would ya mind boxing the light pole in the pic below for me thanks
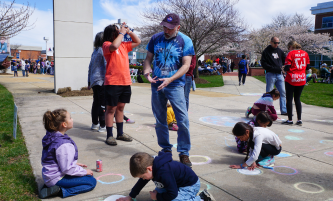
[43,37,49,61]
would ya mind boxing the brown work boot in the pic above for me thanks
[116,134,133,142]
[179,155,192,167]
[106,136,117,146]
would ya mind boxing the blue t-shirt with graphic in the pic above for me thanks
[147,32,195,87]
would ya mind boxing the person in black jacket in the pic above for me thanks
[261,37,287,115]
[117,152,215,201]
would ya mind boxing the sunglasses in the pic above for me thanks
[272,42,280,44]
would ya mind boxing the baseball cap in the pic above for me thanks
[160,13,180,29]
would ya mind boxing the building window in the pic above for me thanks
[322,16,333,28]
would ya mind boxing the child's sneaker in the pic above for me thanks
[245,107,252,118]
[295,120,302,126]
[268,156,275,166]
[39,185,61,199]
[91,123,99,130]
[258,156,275,166]
[172,124,178,131]
[98,126,106,132]
[126,119,135,124]
[199,189,216,201]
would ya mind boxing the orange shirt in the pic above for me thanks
[103,41,132,85]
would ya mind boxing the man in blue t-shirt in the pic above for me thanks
[143,13,195,167]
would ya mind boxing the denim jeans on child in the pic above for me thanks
[155,179,201,201]
[184,76,192,111]
[265,72,287,114]
[56,175,96,198]
[151,85,191,156]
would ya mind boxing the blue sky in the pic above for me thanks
[8,0,325,50]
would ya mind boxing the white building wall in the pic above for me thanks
[53,0,93,92]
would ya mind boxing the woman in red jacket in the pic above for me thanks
[282,41,310,126]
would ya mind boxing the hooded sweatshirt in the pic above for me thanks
[41,131,86,187]
[251,93,277,121]
[129,152,198,201]
[261,45,286,74]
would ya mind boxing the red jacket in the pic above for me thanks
[186,55,196,79]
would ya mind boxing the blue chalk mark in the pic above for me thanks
[285,136,303,140]
[97,175,125,185]
[262,166,274,169]
[288,129,304,133]
[276,152,292,157]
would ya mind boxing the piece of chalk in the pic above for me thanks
[262,166,274,169]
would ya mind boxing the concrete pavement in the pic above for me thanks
[1,72,333,201]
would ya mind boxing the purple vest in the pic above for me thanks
[41,131,78,165]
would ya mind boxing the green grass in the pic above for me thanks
[135,75,224,88]
[0,84,39,200]
[253,76,333,108]
[196,75,224,88]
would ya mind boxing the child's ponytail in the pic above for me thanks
[232,122,254,161]
[43,109,67,132]
[265,88,280,98]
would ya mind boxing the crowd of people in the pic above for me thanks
[35,12,327,201]
[10,58,54,77]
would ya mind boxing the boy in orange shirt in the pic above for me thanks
[102,23,141,145]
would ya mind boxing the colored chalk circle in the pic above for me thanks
[294,182,325,194]
[288,129,304,133]
[104,195,127,201]
[324,151,333,156]
[285,136,303,140]
[271,166,298,175]
[96,173,125,185]
[189,155,212,165]
[276,152,292,158]
[237,168,262,175]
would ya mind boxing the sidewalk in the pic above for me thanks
[1,73,333,201]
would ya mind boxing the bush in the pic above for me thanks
[129,65,143,70]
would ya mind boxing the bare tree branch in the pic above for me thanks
[135,0,246,77]
[0,0,35,38]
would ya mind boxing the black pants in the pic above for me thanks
[260,144,282,158]
[285,82,304,121]
[92,85,105,127]
[238,72,247,84]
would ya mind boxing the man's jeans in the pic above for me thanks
[184,76,192,111]
[22,70,25,76]
[56,175,96,198]
[265,72,287,114]
[151,85,191,156]
[155,179,201,201]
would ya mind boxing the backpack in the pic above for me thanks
[238,59,247,71]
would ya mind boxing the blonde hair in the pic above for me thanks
[288,41,302,50]
[43,109,67,132]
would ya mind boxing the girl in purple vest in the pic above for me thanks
[39,109,96,199]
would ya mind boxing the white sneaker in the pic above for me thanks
[91,123,99,130]
[98,126,106,132]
